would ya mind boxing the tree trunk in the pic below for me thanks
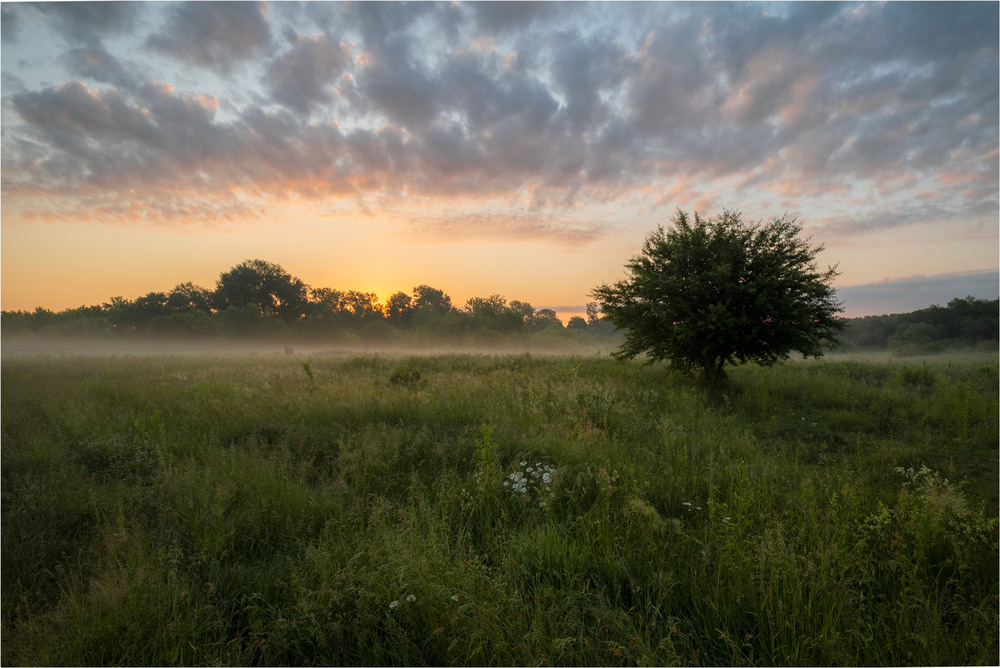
[702,355,727,384]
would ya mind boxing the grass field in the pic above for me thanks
[2,350,997,665]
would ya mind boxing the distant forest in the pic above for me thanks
[1,259,619,349]
[835,295,998,354]
[2,259,997,354]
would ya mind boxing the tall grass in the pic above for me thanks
[3,351,997,665]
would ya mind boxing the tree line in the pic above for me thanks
[1,259,618,345]
[2,257,995,354]
[835,296,999,354]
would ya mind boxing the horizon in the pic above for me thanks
[2,258,996,322]
[2,2,997,321]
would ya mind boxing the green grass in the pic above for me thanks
[2,351,997,666]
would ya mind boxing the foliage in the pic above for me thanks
[472,424,500,488]
[838,296,999,353]
[412,285,454,317]
[298,358,315,388]
[388,363,422,387]
[167,281,214,314]
[341,290,383,322]
[529,308,563,332]
[465,294,525,333]
[593,210,844,381]
[215,258,309,323]
[383,291,413,324]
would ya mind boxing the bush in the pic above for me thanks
[388,363,421,386]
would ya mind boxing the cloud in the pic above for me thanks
[1,1,996,246]
[815,189,999,238]
[8,80,239,201]
[627,19,715,138]
[32,1,140,45]
[406,210,605,247]
[837,270,999,317]
[355,33,445,130]
[1,5,20,43]
[264,33,353,115]
[548,30,632,135]
[11,82,152,155]
[144,1,271,74]
[468,2,556,33]
[59,45,142,90]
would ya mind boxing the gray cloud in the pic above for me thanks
[144,2,271,74]
[467,1,556,34]
[549,30,632,135]
[59,45,142,90]
[356,33,444,130]
[264,33,353,115]
[837,270,999,317]
[627,18,717,137]
[32,1,140,45]
[1,5,19,43]
[1,1,996,244]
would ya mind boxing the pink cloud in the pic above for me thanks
[767,178,851,198]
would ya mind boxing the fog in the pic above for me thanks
[0,334,622,359]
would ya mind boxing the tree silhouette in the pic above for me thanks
[412,285,453,316]
[214,259,308,323]
[167,282,214,314]
[384,291,413,324]
[466,295,524,333]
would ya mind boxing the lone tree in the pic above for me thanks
[592,210,843,382]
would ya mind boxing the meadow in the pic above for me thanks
[2,350,997,666]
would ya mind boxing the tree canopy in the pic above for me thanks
[592,210,844,382]
[215,259,309,323]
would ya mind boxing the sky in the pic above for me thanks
[1,1,997,319]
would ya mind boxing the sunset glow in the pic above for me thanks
[2,1,997,318]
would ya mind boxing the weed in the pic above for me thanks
[473,424,499,487]
[388,363,421,387]
[298,357,315,388]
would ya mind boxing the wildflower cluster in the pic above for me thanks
[503,460,557,508]
[682,499,732,524]
[388,593,417,611]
